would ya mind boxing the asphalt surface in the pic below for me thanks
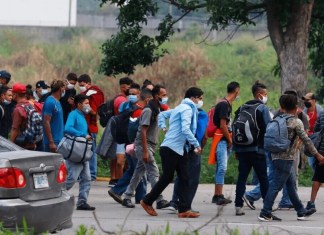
[59,182,324,235]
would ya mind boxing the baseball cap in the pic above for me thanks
[0,70,11,83]
[36,80,49,89]
[302,92,316,100]
[12,83,27,94]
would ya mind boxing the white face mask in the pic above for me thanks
[67,82,75,90]
[196,100,203,109]
[260,95,268,104]
[235,95,240,101]
[41,89,49,95]
[79,86,87,92]
[3,99,10,105]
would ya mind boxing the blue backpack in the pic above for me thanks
[264,114,294,153]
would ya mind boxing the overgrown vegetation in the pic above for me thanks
[0,29,317,186]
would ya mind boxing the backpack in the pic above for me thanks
[98,95,122,127]
[232,102,263,146]
[110,105,140,144]
[304,128,324,156]
[264,114,294,153]
[21,104,43,143]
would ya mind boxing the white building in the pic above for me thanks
[0,0,77,27]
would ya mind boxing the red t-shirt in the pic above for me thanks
[82,85,104,134]
[307,109,317,135]
[12,101,29,131]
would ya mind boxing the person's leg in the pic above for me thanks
[143,147,178,206]
[213,140,231,204]
[78,161,92,207]
[176,152,191,213]
[110,159,116,181]
[65,160,83,191]
[252,154,268,200]
[235,153,253,208]
[261,159,292,216]
[115,144,125,180]
[89,133,97,181]
[308,156,316,172]
[187,151,201,206]
[171,176,180,204]
[112,154,135,195]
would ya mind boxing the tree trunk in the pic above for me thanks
[266,0,314,98]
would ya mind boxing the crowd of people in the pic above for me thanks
[1,70,324,221]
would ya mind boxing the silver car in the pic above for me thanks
[0,136,74,233]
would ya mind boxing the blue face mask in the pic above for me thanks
[128,95,138,103]
[159,97,168,105]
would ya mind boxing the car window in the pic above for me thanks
[0,136,23,152]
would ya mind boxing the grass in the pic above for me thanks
[0,29,318,186]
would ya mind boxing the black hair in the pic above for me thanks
[119,76,133,85]
[26,88,33,98]
[26,84,32,90]
[67,72,78,81]
[152,84,165,97]
[279,94,297,111]
[142,79,154,89]
[284,89,298,97]
[0,86,9,96]
[130,83,141,90]
[78,74,91,84]
[74,94,88,106]
[184,87,203,99]
[227,81,240,93]
[252,80,267,96]
[140,88,153,100]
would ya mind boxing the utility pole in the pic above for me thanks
[68,0,72,27]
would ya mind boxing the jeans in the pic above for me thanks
[245,151,273,202]
[89,133,97,180]
[143,146,190,213]
[215,140,231,184]
[123,145,161,202]
[235,152,268,207]
[65,160,91,207]
[261,159,306,216]
[308,155,316,172]
[112,154,147,203]
[171,150,201,209]
[278,150,300,207]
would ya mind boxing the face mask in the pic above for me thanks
[128,95,138,103]
[41,89,49,95]
[304,101,312,108]
[260,95,268,104]
[3,99,10,105]
[82,104,91,114]
[159,97,168,105]
[61,90,66,97]
[235,95,240,101]
[196,100,203,109]
[79,86,87,92]
[67,83,75,90]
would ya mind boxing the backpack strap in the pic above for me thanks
[0,104,4,119]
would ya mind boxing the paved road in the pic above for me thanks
[59,182,324,235]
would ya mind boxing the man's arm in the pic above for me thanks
[220,119,232,149]
[141,125,150,163]
[158,109,172,130]
[43,114,56,152]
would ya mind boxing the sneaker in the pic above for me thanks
[168,201,178,213]
[140,200,158,216]
[212,194,232,205]
[122,198,135,208]
[156,199,171,210]
[236,207,245,216]
[278,204,294,210]
[77,203,96,211]
[243,195,255,210]
[305,201,316,210]
[258,212,282,222]
[178,210,200,218]
[108,189,122,204]
[108,179,119,187]
[297,208,316,221]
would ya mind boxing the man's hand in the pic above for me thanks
[86,135,92,140]
[49,142,57,153]
[227,139,233,150]
[143,149,150,163]
[194,147,202,154]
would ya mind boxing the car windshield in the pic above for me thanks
[0,136,23,152]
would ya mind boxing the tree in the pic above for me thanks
[99,0,320,97]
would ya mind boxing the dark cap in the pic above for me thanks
[0,70,11,83]
[302,92,316,100]
[36,80,49,89]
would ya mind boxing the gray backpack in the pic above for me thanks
[264,114,294,153]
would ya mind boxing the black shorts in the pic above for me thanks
[312,163,324,183]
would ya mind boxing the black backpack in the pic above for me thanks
[232,101,263,147]
[98,95,122,127]
[110,105,140,144]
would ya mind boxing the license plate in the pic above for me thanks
[33,173,49,189]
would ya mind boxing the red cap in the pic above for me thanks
[12,83,26,94]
